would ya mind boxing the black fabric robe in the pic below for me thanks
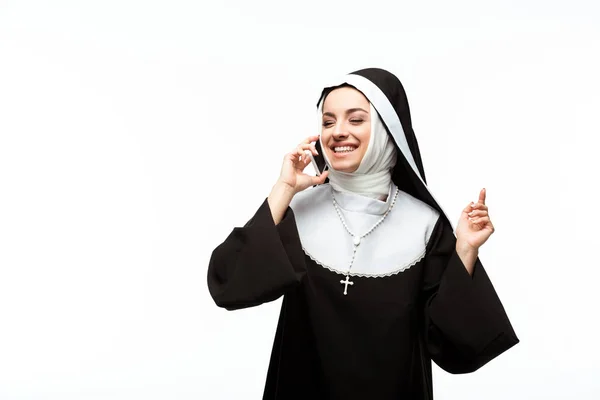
[207,198,518,399]
[207,68,519,399]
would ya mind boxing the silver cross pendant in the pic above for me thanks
[340,275,354,295]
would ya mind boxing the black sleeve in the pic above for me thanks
[421,217,519,373]
[207,199,305,311]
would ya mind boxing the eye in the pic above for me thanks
[322,121,334,127]
[350,119,364,124]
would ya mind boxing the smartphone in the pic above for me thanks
[306,140,327,176]
[307,152,322,176]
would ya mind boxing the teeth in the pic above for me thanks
[334,146,356,153]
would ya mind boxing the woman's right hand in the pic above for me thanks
[277,135,329,195]
[268,136,329,225]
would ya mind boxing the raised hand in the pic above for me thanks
[456,188,495,251]
[277,135,329,195]
[268,136,329,225]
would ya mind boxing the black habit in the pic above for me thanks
[207,68,519,399]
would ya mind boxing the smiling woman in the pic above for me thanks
[318,84,398,201]
[207,68,519,399]
[320,86,372,172]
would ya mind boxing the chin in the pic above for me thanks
[324,148,362,173]
[326,146,365,171]
[330,160,360,173]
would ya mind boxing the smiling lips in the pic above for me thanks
[333,145,357,154]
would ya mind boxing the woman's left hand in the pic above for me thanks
[456,188,495,251]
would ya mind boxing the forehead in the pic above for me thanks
[322,86,370,111]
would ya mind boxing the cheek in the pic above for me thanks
[320,130,333,154]
[357,127,371,147]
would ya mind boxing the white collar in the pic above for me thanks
[290,183,440,278]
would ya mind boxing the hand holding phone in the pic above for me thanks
[275,136,328,196]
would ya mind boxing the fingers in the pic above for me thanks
[301,135,320,145]
[284,148,307,169]
[470,202,488,211]
[289,138,320,165]
[293,145,317,163]
[462,202,486,214]
[464,189,487,210]
[294,147,311,168]
[469,216,490,226]
[296,146,305,162]
[468,210,487,218]
[312,169,329,185]
[470,216,495,233]
[463,198,490,225]
[298,142,319,156]
[478,188,486,205]
[296,169,329,192]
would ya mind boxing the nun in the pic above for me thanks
[207,68,519,399]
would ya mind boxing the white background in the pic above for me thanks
[1,1,599,399]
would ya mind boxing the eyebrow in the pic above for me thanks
[322,107,369,118]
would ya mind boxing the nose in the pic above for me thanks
[332,121,348,139]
